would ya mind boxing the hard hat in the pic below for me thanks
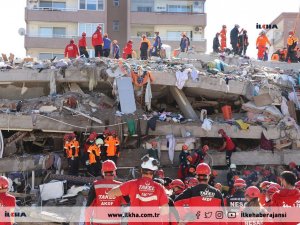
[266,185,279,195]
[234,178,246,187]
[82,32,86,36]
[128,40,133,44]
[111,130,117,136]
[196,163,211,176]
[202,145,209,152]
[70,39,75,44]
[156,169,165,178]
[170,179,185,190]
[260,30,266,35]
[69,133,76,139]
[88,132,97,141]
[230,164,237,169]
[233,175,240,181]
[260,181,271,190]
[289,31,295,35]
[255,166,263,172]
[185,177,198,188]
[103,129,111,136]
[214,183,222,191]
[245,186,260,198]
[212,170,218,177]
[97,25,102,30]
[95,138,104,145]
[269,182,281,190]
[64,134,70,141]
[289,161,297,168]
[295,181,300,190]
[243,170,251,176]
[102,160,117,172]
[182,144,188,150]
[141,155,159,171]
[0,176,9,190]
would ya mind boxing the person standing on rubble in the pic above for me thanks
[147,141,159,160]
[178,144,191,180]
[78,32,89,58]
[220,25,227,51]
[86,160,126,225]
[286,31,299,63]
[84,132,98,173]
[87,138,102,177]
[68,133,80,176]
[256,30,271,60]
[0,176,16,225]
[180,32,189,53]
[92,25,104,57]
[112,40,120,59]
[122,40,133,59]
[64,133,77,176]
[151,31,162,57]
[213,32,220,53]
[238,30,249,56]
[140,34,151,60]
[230,24,242,55]
[64,39,79,59]
[104,130,120,164]
[218,129,236,167]
[103,33,111,58]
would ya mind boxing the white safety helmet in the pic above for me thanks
[230,164,237,169]
[141,155,159,171]
[95,138,104,145]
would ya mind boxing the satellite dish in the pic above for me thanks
[18,28,26,36]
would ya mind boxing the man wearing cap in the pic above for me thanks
[147,141,159,160]
[86,160,126,225]
[0,176,16,225]
[108,155,169,224]
[92,25,104,57]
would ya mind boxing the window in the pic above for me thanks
[39,53,64,60]
[39,27,52,37]
[167,5,192,13]
[39,27,66,37]
[79,0,103,11]
[79,23,104,37]
[39,1,66,9]
[137,6,152,12]
[113,0,120,7]
[167,31,191,41]
[53,27,66,37]
[113,20,120,32]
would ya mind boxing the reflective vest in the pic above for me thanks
[105,136,120,157]
[64,141,72,158]
[88,144,100,164]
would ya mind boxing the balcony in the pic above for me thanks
[25,7,106,23]
[130,12,206,26]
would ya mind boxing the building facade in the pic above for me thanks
[25,0,207,59]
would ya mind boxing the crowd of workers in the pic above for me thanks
[213,24,299,63]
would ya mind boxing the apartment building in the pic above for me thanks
[266,12,300,51]
[25,0,207,59]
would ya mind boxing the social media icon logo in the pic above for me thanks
[205,212,212,218]
[227,212,236,218]
[196,211,201,219]
[215,211,224,219]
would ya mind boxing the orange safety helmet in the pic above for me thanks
[214,183,222,191]
[295,181,300,190]
[245,186,260,198]
[196,163,211,176]
[260,181,271,190]
[182,144,189,150]
[82,32,86,36]
[170,179,185,190]
[0,176,9,190]
[102,160,117,172]
[233,175,240,181]
[234,178,246,188]
[202,145,209,152]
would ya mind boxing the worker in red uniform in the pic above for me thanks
[227,178,246,208]
[87,138,102,177]
[174,163,224,225]
[259,181,271,205]
[64,39,79,59]
[192,145,209,165]
[295,181,300,190]
[92,25,103,58]
[256,30,271,60]
[185,177,199,188]
[104,130,120,164]
[68,133,80,176]
[122,40,133,59]
[220,25,227,51]
[170,179,186,201]
[264,184,279,207]
[218,129,236,167]
[78,32,89,58]
[86,160,126,225]
[0,176,16,225]
[108,155,169,224]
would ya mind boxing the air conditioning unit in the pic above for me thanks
[194,26,203,33]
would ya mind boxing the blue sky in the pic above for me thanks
[0,0,299,58]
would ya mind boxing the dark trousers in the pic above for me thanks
[226,150,234,167]
[94,45,103,57]
[103,49,110,57]
[231,43,238,55]
[107,156,118,164]
[89,162,100,177]
[126,54,132,59]
[79,47,89,58]
[140,50,148,60]
[68,157,79,176]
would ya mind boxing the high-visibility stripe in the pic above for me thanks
[94,184,119,189]
[135,194,158,202]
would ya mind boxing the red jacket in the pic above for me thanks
[0,192,16,225]
[78,37,87,48]
[92,30,103,47]
[122,43,133,59]
[224,135,235,151]
[64,43,79,58]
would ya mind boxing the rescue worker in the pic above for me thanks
[156,169,165,179]
[122,40,133,59]
[174,163,224,225]
[180,32,189,52]
[86,160,125,225]
[68,133,80,176]
[286,31,298,63]
[178,144,191,180]
[64,134,73,175]
[147,141,159,160]
[256,30,271,60]
[78,32,89,58]
[238,30,249,56]
[103,33,111,57]
[185,177,199,188]
[105,130,120,164]
[170,179,185,201]
[108,155,169,224]
[0,176,16,225]
[214,182,228,202]
[209,170,218,187]
[83,132,98,171]
[92,25,103,57]
[152,31,162,57]
[288,161,299,179]
[193,145,209,165]
[230,24,241,55]
[259,181,271,205]
[213,32,220,53]
[64,39,79,59]
[220,25,227,51]
[264,184,279,207]
[227,178,247,208]
[87,138,102,177]
[140,34,151,60]
[112,40,120,59]
[218,129,236,167]
[227,163,239,189]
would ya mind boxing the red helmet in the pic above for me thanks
[170,179,185,190]
[218,129,225,135]
[102,160,117,172]
[255,166,263,172]
[63,134,70,141]
[245,186,260,198]
[202,145,209,152]
[233,175,240,181]
[103,129,111,136]
[88,131,97,141]
[289,31,295,35]
[69,133,76,139]
[111,130,117,136]
[128,40,133,44]
[295,181,300,190]
[243,170,252,176]
[267,185,279,195]
[269,182,281,190]
[260,181,271,190]
[156,169,165,178]
[234,178,246,188]
[196,163,211,176]
[70,39,74,44]
[185,178,198,188]
[0,176,9,190]
[182,144,188,150]
[289,161,297,169]
[263,170,271,177]
[214,183,222,191]
[82,32,86,36]
[97,25,102,30]
[212,170,218,177]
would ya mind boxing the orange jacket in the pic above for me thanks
[131,71,154,87]
[64,141,71,158]
[92,30,103,47]
[287,35,298,46]
[87,144,100,164]
[256,35,271,47]
[220,28,227,40]
[105,136,120,157]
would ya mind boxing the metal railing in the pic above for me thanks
[130,36,206,42]
[130,10,205,14]
[26,34,79,38]
[29,6,77,12]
